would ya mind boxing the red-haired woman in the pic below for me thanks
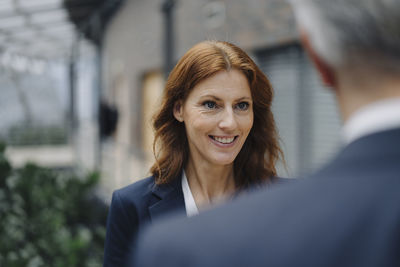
[103,40,284,267]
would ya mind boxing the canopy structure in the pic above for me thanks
[0,0,74,60]
[0,0,121,61]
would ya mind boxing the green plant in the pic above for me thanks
[0,143,108,267]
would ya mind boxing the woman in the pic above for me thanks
[103,40,283,266]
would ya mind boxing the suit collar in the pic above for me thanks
[342,98,400,145]
[336,127,400,163]
[148,173,185,222]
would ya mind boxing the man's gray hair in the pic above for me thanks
[289,0,400,71]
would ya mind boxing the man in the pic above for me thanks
[133,0,400,266]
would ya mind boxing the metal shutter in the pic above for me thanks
[256,44,342,178]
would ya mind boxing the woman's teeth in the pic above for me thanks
[212,136,235,144]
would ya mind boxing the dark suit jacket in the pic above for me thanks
[134,128,400,267]
[103,175,186,267]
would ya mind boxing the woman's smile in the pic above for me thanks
[209,135,238,146]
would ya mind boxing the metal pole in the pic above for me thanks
[161,0,176,79]
[69,43,77,142]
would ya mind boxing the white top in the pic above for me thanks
[181,171,199,217]
[342,98,400,145]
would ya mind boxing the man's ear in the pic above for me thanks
[300,29,336,88]
[173,100,184,122]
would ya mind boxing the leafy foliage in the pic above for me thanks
[0,143,108,267]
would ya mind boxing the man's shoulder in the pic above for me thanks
[135,172,400,266]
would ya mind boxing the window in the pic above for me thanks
[141,71,164,165]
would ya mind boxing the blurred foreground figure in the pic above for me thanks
[133,0,400,266]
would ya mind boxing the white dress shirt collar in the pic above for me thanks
[181,170,199,217]
[342,97,400,145]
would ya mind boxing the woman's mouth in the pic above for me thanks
[209,135,238,145]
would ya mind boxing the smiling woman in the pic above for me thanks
[103,40,284,267]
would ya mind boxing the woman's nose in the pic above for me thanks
[218,108,237,131]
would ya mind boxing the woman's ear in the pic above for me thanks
[173,100,184,122]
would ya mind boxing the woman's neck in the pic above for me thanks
[185,159,236,210]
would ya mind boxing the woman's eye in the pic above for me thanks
[236,102,249,111]
[203,101,217,109]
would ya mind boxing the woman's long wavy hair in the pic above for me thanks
[150,40,283,188]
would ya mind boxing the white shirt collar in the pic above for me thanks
[181,171,199,217]
[342,97,400,145]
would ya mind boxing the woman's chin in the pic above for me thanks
[210,156,236,166]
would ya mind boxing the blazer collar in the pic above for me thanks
[338,127,400,162]
[148,173,186,222]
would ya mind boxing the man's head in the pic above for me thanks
[290,0,400,119]
[290,0,400,73]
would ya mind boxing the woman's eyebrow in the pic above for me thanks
[236,97,252,101]
[199,95,252,102]
[199,95,222,101]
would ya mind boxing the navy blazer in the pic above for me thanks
[103,175,186,267]
[134,128,400,267]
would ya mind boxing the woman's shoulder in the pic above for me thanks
[104,176,158,266]
[113,175,156,203]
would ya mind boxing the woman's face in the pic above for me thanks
[174,69,254,167]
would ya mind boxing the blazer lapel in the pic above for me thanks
[148,176,186,222]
